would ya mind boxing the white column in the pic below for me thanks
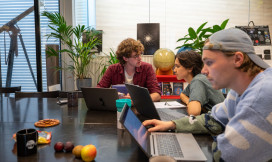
[59,0,75,91]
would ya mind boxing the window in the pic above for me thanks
[74,0,96,28]
[0,0,59,92]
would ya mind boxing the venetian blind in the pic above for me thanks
[0,0,59,92]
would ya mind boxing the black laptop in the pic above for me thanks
[125,84,186,121]
[81,87,118,111]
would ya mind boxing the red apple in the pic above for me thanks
[81,144,97,161]
[54,142,64,152]
[64,141,74,152]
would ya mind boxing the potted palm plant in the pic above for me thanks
[42,11,102,90]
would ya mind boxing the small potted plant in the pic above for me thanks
[176,19,229,54]
[42,11,102,90]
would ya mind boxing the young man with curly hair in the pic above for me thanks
[97,38,161,101]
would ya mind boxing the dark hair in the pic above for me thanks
[116,38,144,65]
[175,50,203,77]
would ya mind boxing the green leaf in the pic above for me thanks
[175,19,229,54]
[213,25,222,32]
[220,19,229,29]
[204,28,214,33]
[198,30,207,40]
[202,34,211,38]
[175,46,182,49]
[196,22,208,34]
[188,27,197,39]
[177,37,193,42]
[182,44,194,48]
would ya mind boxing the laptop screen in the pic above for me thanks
[122,105,149,154]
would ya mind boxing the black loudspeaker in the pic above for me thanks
[137,23,160,55]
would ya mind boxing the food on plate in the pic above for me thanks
[34,119,60,128]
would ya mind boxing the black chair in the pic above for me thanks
[15,91,59,99]
[0,86,21,97]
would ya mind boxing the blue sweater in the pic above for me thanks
[212,67,272,161]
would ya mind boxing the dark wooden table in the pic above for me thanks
[0,97,213,162]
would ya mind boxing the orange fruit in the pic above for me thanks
[72,145,84,158]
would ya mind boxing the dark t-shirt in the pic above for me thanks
[182,74,225,112]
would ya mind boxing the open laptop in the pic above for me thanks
[81,87,118,111]
[125,84,186,121]
[119,103,207,161]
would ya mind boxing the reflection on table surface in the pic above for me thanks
[0,97,213,162]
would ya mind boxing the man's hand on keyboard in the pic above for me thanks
[142,119,176,132]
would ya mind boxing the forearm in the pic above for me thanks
[173,114,209,134]
[180,93,202,115]
[173,113,223,135]
[187,101,202,116]
[180,93,189,105]
[150,92,161,102]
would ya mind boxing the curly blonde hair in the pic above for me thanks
[116,38,144,65]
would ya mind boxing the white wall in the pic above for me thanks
[62,0,272,89]
[96,0,272,54]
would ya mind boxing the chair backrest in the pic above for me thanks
[15,91,59,99]
[0,86,22,97]
[58,91,84,98]
[0,86,22,93]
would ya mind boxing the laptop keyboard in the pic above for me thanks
[157,109,180,120]
[155,134,184,158]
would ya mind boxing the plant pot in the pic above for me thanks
[76,78,92,90]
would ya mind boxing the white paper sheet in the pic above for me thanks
[154,101,186,109]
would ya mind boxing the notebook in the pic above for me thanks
[125,84,186,121]
[81,87,118,111]
[119,103,207,161]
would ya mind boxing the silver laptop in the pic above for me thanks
[125,84,186,121]
[119,103,207,161]
[81,87,118,111]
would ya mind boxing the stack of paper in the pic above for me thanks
[154,101,186,109]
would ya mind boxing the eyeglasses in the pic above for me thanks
[130,54,142,59]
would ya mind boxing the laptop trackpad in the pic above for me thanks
[151,133,207,161]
